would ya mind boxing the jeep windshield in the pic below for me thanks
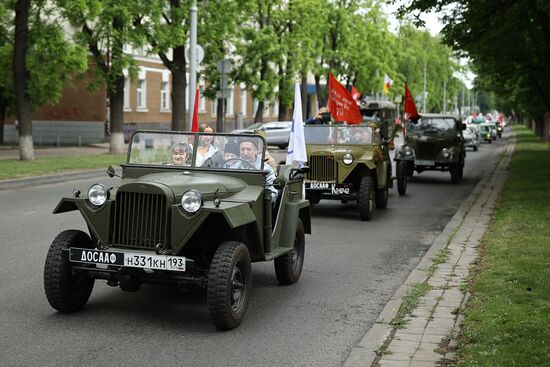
[128,131,265,171]
[304,125,375,145]
[408,117,455,135]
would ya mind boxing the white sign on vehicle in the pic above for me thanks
[415,160,435,166]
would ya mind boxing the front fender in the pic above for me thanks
[53,197,111,245]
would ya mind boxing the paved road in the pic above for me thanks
[0,136,508,367]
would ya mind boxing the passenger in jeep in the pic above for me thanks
[239,138,278,202]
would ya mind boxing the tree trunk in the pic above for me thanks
[277,71,288,121]
[13,0,33,160]
[109,74,125,153]
[301,77,308,121]
[543,112,550,143]
[254,100,264,123]
[216,98,225,132]
[0,91,7,145]
[171,45,187,131]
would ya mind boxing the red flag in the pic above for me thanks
[191,87,200,132]
[328,73,362,124]
[404,83,420,120]
[351,85,361,101]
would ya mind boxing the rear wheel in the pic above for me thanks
[450,164,461,184]
[274,219,305,285]
[473,145,478,151]
[358,176,374,221]
[207,241,252,330]
[397,161,408,196]
[374,173,389,209]
[44,230,95,313]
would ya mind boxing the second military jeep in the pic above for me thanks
[394,113,466,189]
[304,100,398,221]
[43,131,310,330]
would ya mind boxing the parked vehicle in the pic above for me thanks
[231,121,292,148]
[43,131,311,330]
[395,114,466,185]
[304,100,397,220]
[463,124,481,151]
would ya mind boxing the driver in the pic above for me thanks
[238,137,278,203]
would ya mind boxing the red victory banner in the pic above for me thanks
[404,83,420,121]
[351,85,362,101]
[328,73,362,124]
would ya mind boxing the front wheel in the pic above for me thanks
[44,230,95,313]
[358,176,374,221]
[207,241,252,330]
[274,219,305,285]
[397,161,408,196]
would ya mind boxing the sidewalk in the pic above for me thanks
[345,136,514,367]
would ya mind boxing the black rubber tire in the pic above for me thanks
[274,219,305,285]
[307,195,320,205]
[358,176,374,221]
[207,241,252,330]
[473,145,478,151]
[450,164,460,184]
[397,161,408,196]
[44,230,95,313]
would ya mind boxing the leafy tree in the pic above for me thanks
[135,0,189,131]
[57,0,148,153]
[2,0,86,158]
[398,0,550,139]
[235,0,284,122]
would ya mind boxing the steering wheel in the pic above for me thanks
[221,158,257,170]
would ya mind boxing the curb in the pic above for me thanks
[344,137,514,367]
[0,169,107,190]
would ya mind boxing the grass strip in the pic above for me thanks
[390,282,431,328]
[458,125,550,366]
[0,153,126,180]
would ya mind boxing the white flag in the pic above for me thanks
[286,83,307,165]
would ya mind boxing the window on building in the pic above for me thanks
[240,88,247,117]
[137,79,147,110]
[124,77,131,110]
[226,89,234,116]
[161,82,169,111]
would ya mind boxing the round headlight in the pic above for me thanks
[181,190,202,213]
[403,146,413,156]
[88,184,109,206]
[441,149,451,159]
[343,153,354,165]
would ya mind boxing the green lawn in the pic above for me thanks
[458,125,550,366]
[0,153,126,180]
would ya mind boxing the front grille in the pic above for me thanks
[416,143,437,160]
[113,191,169,249]
[307,155,336,182]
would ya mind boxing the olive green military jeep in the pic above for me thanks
[394,113,466,189]
[304,100,399,221]
[43,131,310,330]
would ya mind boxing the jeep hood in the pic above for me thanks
[120,172,247,198]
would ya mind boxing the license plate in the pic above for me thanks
[307,182,330,190]
[307,183,351,195]
[69,248,186,272]
[415,159,435,166]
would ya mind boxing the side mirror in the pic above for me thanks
[273,177,286,191]
[106,166,120,178]
[290,166,310,180]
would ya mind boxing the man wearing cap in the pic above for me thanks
[238,137,278,203]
